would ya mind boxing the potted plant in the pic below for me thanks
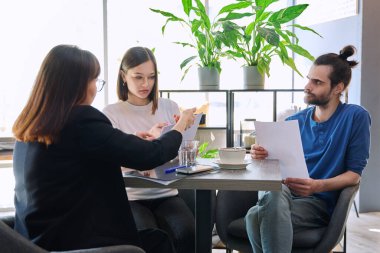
[198,141,218,158]
[222,0,321,89]
[150,0,250,90]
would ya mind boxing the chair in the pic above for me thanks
[215,183,360,253]
[0,216,145,253]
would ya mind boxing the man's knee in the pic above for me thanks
[245,205,259,225]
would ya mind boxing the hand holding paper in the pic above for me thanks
[254,120,309,179]
[161,113,203,146]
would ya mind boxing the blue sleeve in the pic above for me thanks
[345,109,371,175]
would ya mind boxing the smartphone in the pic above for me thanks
[176,165,214,175]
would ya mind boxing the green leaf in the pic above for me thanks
[161,18,173,35]
[198,142,218,158]
[198,142,209,154]
[180,55,197,70]
[149,8,185,22]
[193,7,211,30]
[194,0,210,29]
[173,42,196,48]
[283,56,303,77]
[284,30,299,43]
[268,4,308,24]
[257,27,279,46]
[218,12,253,22]
[245,21,256,36]
[180,65,193,82]
[221,20,241,32]
[277,43,289,59]
[275,28,291,44]
[191,19,202,34]
[286,44,315,61]
[182,0,192,16]
[256,0,278,11]
[225,49,244,59]
[257,11,271,23]
[194,0,207,15]
[194,31,206,48]
[201,149,218,158]
[292,24,323,38]
[218,1,252,15]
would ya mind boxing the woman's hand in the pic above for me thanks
[135,131,156,141]
[250,144,268,160]
[148,122,168,138]
[172,108,196,133]
[173,114,180,123]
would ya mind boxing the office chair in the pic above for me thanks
[0,216,145,253]
[215,183,360,253]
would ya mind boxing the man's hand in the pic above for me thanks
[250,144,268,160]
[283,177,322,197]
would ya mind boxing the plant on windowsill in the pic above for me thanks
[150,0,250,90]
[222,0,322,89]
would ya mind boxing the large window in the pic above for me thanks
[0,0,104,137]
[0,0,104,209]
[1,0,303,138]
[0,0,306,210]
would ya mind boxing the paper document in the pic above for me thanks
[161,114,203,145]
[254,120,309,179]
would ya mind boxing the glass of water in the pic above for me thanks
[178,140,199,167]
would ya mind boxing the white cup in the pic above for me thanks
[218,147,246,164]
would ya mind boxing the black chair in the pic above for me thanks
[0,216,145,253]
[215,183,360,253]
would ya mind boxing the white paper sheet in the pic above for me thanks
[161,114,203,145]
[254,120,309,179]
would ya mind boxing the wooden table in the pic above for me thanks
[0,150,13,161]
[123,158,282,253]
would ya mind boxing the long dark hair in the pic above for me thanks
[314,45,359,90]
[13,45,100,144]
[117,47,158,114]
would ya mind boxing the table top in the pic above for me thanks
[123,158,282,191]
[0,150,13,161]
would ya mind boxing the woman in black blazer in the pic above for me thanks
[12,45,194,253]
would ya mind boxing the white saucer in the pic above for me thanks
[213,160,251,169]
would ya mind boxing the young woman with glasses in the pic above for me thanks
[103,46,195,253]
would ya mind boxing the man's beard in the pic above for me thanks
[304,91,331,106]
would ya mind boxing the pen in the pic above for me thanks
[164,165,188,174]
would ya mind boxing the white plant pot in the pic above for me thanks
[198,67,220,90]
[243,66,265,89]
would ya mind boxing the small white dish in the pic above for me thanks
[213,160,251,169]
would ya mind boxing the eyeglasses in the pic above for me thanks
[96,78,106,92]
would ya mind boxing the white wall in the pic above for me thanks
[358,0,380,212]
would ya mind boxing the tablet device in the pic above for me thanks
[176,165,214,174]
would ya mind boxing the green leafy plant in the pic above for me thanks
[222,0,322,77]
[198,142,218,158]
[150,0,250,81]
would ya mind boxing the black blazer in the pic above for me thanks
[13,105,182,251]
